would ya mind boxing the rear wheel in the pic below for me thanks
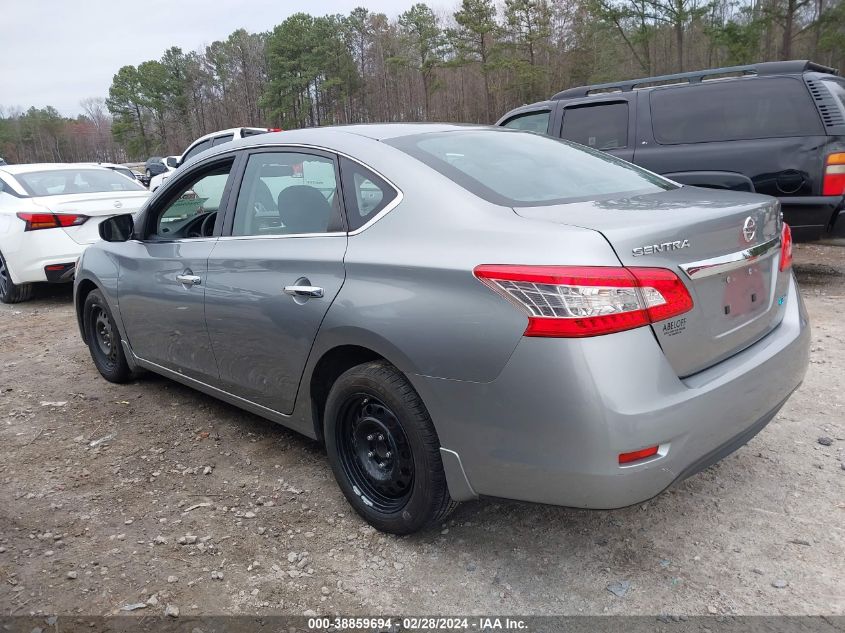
[83,289,132,383]
[0,250,33,304]
[324,361,456,534]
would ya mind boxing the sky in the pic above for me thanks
[0,0,417,117]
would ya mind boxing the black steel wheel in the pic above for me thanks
[0,250,33,304]
[83,289,133,383]
[336,394,415,514]
[324,361,457,534]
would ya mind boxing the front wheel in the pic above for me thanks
[83,289,133,383]
[324,361,457,534]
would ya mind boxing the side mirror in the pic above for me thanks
[99,214,135,242]
[166,157,180,169]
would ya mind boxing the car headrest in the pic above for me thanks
[277,185,333,234]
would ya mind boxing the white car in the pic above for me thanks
[147,156,179,192]
[148,127,276,192]
[0,163,150,303]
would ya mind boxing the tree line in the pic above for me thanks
[2,0,843,163]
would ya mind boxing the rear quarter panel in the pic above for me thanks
[310,142,624,383]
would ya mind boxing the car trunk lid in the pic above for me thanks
[33,191,149,244]
[514,186,790,376]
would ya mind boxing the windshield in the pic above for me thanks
[16,169,146,197]
[387,130,676,206]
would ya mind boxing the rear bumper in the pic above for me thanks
[414,274,810,507]
[780,195,844,240]
[0,228,86,285]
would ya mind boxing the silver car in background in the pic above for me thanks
[74,125,810,534]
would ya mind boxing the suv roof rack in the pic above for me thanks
[550,60,840,100]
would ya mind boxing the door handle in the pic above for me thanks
[176,274,202,286]
[283,285,324,298]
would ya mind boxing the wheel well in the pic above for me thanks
[75,279,98,343]
[310,345,385,442]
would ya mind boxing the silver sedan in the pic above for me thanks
[74,125,810,534]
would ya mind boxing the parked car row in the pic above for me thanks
[4,59,838,534]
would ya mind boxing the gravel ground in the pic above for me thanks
[0,243,843,618]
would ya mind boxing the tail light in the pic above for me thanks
[16,212,88,231]
[822,153,845,195]
[474,265,693,338]
[779,222,793,271]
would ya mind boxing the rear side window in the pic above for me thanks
[182,138,213,163]
[651,77,824,144]
[212,134,234,147]
[387,130,675,207]
[501,111,550,134]
[339,157,398,231]
[231,151,342,237]
[561,103,629,150]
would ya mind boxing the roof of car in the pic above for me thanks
[190,127,269,145]
[227,123,493,149]
[0,163,115,175]
[177,123,516,170]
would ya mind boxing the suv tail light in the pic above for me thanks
[16,212,88,231]
[474,265,693,338]
[779,222,793,271]
[822,153,845,195]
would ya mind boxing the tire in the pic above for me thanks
[83,289,133,383]
[324,361,457,534]
[0,250,33,304]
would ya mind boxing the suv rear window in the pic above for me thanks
[650,77,824,144]
[387,130,675,207]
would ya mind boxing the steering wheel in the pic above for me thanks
[199,212,216,237]
[185,212,216,238]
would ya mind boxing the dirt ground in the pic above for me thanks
[0,243,843,619]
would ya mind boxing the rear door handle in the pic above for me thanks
[176,274,202,286]
[283,285,324,298]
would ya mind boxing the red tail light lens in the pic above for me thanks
[16,212,88,231]
[779,222,793,271]
[619,445,660,464]
[474,265,693,338]
[822,153,845,196]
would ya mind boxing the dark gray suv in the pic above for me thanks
[498,60,845,241]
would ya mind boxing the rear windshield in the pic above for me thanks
[16,169,146,197]
[387,130,675,206]
[650,77,824,144]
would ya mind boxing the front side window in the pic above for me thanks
[561,103,629,150]
[501,110,551,134]
[650,77,824,144]
[339,157,398,231]
[231,151,342,236]
[15,169,145,196]
[182,138,213,163]
[152,160,233,239]
[387,130,675,207]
